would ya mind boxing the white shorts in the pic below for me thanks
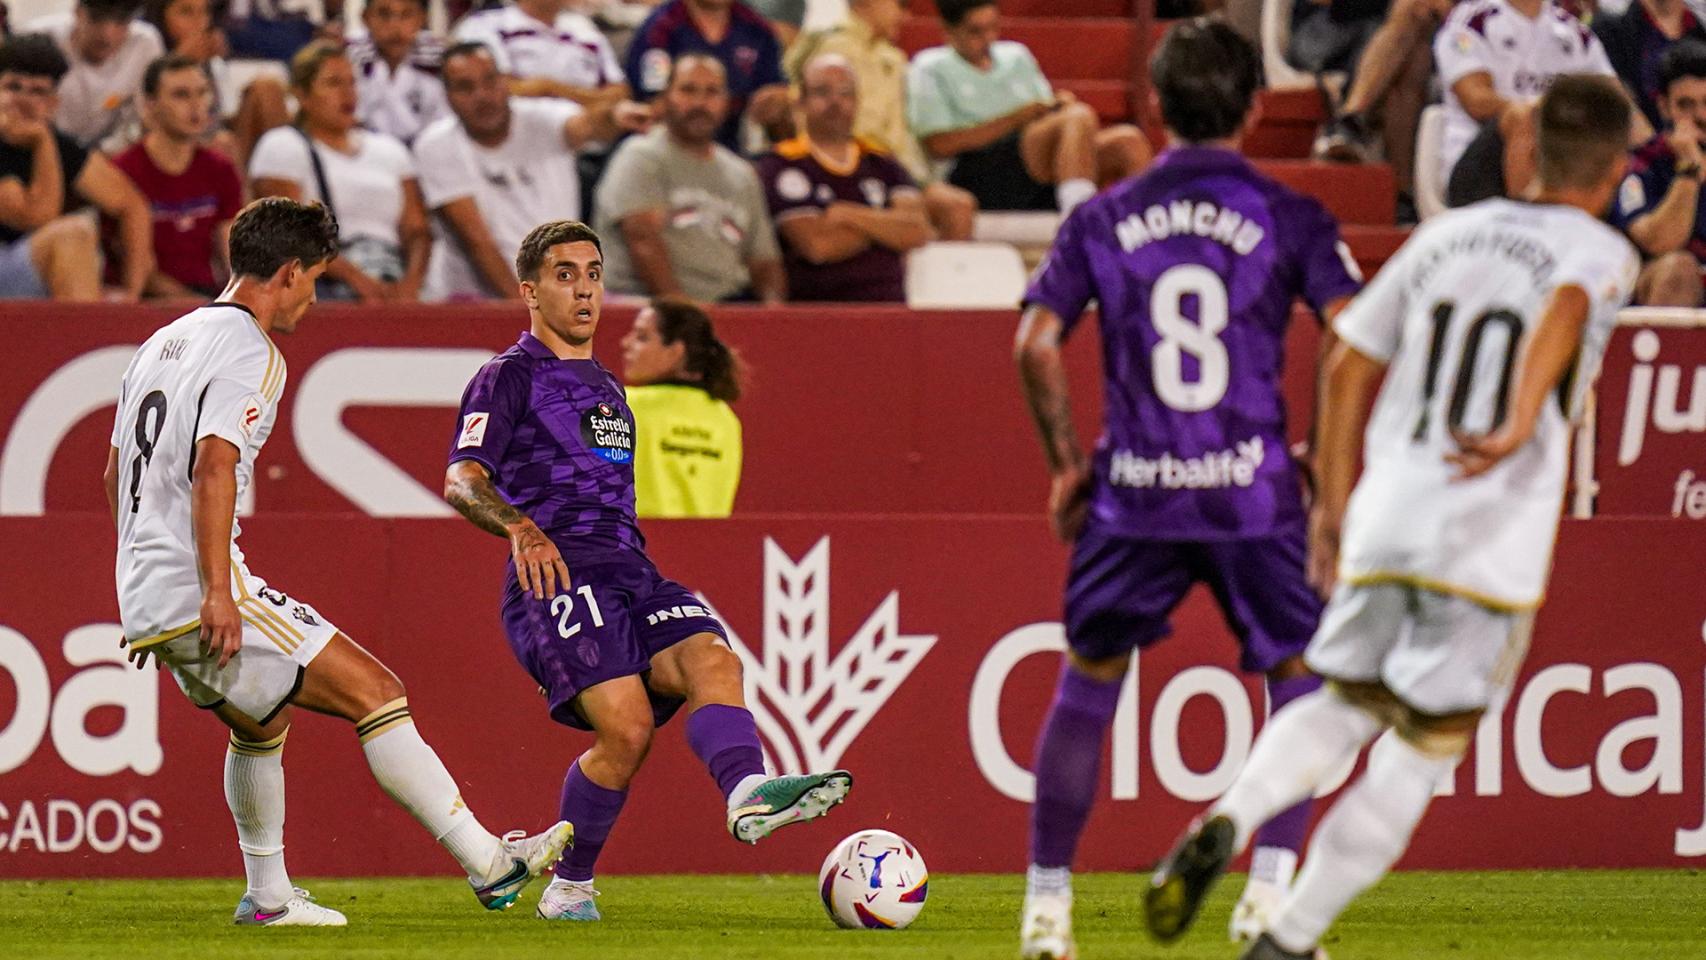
[1304,580,1533,716]
[157,573,339,723]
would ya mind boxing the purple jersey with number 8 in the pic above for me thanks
[1023,146,1362,542]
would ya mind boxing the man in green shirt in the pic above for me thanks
[906,0,1150,213]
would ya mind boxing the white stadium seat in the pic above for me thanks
[904,242,1028,309]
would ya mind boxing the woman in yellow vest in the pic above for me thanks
[621,297,745,518]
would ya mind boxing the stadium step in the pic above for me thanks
[1255,161,1396,225]
[1341,224,1411,275]
[1243,89,1329,160]
[898,17,1139,82]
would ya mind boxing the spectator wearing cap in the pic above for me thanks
[1612,39,1706,307]
[347,0,450,146]
[625,0,790,153]
[907,0,1148,215]
[26,0,164,148]
[413,41,649,300]
[0,33,152,299]
[249,40,429,302]
[595,53,785,302]
[787,0,977,239]
[108,54,241,298]
[1595,0,1706,134]
[757,52,928,302]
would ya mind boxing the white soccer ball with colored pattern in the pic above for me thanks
[818,829,929,930]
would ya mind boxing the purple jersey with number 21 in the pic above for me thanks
[1024,146,1363,541]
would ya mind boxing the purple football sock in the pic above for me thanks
[686,703,766,799]
[556,758,627,882]
[1251,673,1325,872]
[1029,664,1124,868]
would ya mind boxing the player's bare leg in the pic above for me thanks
[292,634,573,911]
[1231,656,1325,943]
[214,702,347,926]
[1020,650,1127,960]
[541,674,657,921]
[651,632,853,844]
[1147,680,1387,944]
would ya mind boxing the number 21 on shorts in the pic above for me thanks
[550,585,606,639]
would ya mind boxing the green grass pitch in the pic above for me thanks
[1,871,1699,959]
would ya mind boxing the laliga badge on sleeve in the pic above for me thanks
[459,412,489,449]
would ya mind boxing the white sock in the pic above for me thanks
[357,698,502,877]
[1249,845,1298,889]
[224,730,294,908]
[1269,731,1459,953]
[726,773,769,810]
[1026,864,1072,898]
[1056,178,1097,215]
[1211,688,1384,851]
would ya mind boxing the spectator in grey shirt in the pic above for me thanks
[595,53,785,303]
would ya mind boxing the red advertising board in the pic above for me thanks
[1591,311,1706,519]
[0,515,1702,878]
[1,304,1703,879]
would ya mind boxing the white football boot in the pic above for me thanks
[1019,889,1075,960]
[469,821,574,910]
[233,887,347,926]
[537,877,602,921]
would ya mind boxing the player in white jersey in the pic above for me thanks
[105,198,573,927]
[1143,76,1640,959]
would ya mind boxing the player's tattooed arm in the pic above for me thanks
[1016,305,1091,542]
[444,460,572,598]
[444,460,529,537]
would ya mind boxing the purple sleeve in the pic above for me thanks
[448,357,528,477]
[1286,196,1363,316]
[1022,206,1095,333]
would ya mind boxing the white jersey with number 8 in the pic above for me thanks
[1331,199,1638,610]
[111,303,285,648]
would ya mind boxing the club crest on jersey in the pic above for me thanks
[458,412,489,449]
[240,395,264,437]
[581,402,634,464]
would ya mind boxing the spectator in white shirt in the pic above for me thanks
[454,0,631,108]
[27,0,164,147]
[414,40,649,300]
[249,40,430,302]
[348,0,451,145]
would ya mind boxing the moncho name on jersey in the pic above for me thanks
[1115,200,1266,257]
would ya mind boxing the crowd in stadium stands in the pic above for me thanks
[8,0,1706,306]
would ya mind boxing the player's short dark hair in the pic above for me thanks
[1660,40,1706,95]
[0,34,70,85]
[141,53,205,97]
[441,40,495,72]
[1536,74,1633,191]
[228,198,340,280]
[1150,18,1260,144]
[935,0,995,27]
[649,297,745,403]
[79,0,145,22]
[515,220,603,282]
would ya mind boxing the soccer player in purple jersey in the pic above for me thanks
[442,220,853,922]
[1012,20,1364,960]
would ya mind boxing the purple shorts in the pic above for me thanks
[1063,522,1323,674]
[500,554,726,731]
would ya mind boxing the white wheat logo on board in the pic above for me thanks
[714,537,936,775]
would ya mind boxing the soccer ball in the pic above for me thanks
[817,829,929,930]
